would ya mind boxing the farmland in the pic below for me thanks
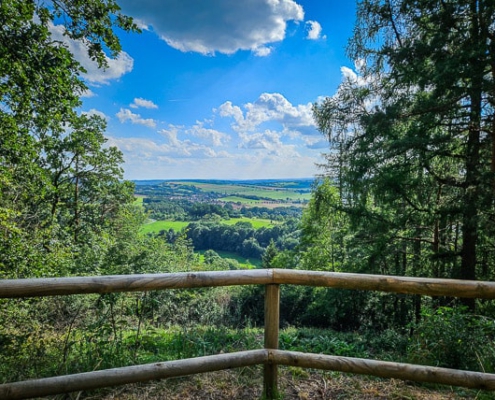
[134,179,312,208]
[140,217,277,235]
[135,179,307,264]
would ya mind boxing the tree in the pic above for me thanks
[0,0,139,277]
[314,0,495,311]
[262,239,278,268]
[299,178,346,271]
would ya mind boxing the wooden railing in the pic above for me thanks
[1,268,495,399]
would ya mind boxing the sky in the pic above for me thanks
[60,0,357,180]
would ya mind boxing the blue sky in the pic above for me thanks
[57,0,357,180]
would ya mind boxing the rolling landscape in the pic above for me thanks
[135,179,310,269]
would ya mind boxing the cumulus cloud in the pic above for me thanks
[302,136,328,149]
[48,22,133,85]
[189,122,230,147]
[158,124,183,147]
[116,108,157,128]
[219,93,317,137]
[340,60,370,86]
[112,130,221,159]
[130,98,159,109]
[80,88,96,98]
[119,0,304,56]
[306,20,325,40]
[218,101,244,123]
[107,93,327,180]
[82,108,109,121]
[107,135,316,180]
[238,129,299,158]
[159,122,230,148]
[239,130,282,150]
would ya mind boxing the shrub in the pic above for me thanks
[407,306,495,372]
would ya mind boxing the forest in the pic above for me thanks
[2,0,495,398]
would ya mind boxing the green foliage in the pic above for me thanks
[299,178,346,272]
[309,0,495,331]
[408,307,495,372]
[141,217,276,236]
[184,219,299,261]
[0,0,140,279]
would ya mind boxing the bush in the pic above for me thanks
[407,306,495,372]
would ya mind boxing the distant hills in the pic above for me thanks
[133,178,315,190]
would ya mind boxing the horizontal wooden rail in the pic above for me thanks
[0,350,268,400]
[2,269,495,299]
[271,350,495,390]
[3,350,495,400]
[3,269,495,399]
[272,269,495,299]
[0,270,272,298]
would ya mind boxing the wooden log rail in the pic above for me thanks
[1,268,495,399]
[2,269,495,298]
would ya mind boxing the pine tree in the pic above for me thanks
[314,0,495,310]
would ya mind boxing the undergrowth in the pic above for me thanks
[2,293,495,399]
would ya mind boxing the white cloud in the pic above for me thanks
[306,20,325,40]
[80,88,96,98]
[341,66,359,83]
[130,98,159,109]
[48,21,133,85]
[107,93,327,180]
[111,131,221,160]
[116,108,157,128]
[219,93,317,136]
[336,62,381,111]
[253,46,273,57]
[340,60,370,86]
[159,122,231,148]
[302,136,328,149]
[218,101,244,124]
[119,0,304,56]
[188,121,230,147]
[158,124,183,147]
[82,108,109,121]
[239,129,299,157]
[107,135,316,180]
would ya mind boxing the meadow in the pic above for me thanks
[140,217,277,235]
[197,250,261,268]
[167,180,312,202]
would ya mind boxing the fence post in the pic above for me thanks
[263,283,280,399]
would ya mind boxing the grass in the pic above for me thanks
[97,369,486,399]
[4,307,493,399]
[53,325,491,399]
[140,220,189,234]
[140,217,276,235]
[221,217,276,229]
[219,196,265,204]
[170,181,311,201]
[197,250,261,268]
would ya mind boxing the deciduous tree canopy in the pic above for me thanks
[0,0,139,277]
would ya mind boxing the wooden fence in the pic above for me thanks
[1,268,495,399]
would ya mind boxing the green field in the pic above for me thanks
[168,181,311,201]
[221,217,276,228]
[197,250,261,268]
[140,220,189,234]
[141,217,276,234]
[219,196,264,204]
[133,196,144,205]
